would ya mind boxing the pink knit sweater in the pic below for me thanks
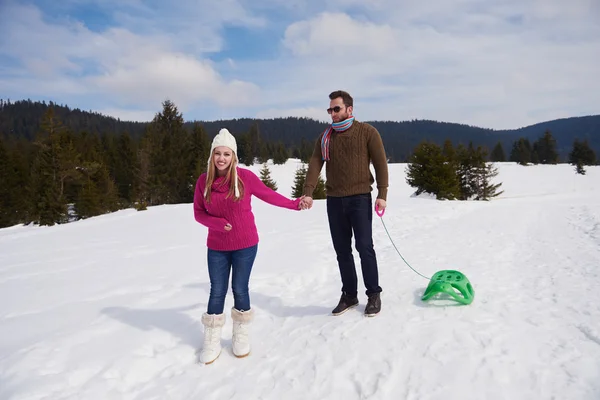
[194,167,302,251]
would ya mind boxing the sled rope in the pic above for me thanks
[376,207,430,280]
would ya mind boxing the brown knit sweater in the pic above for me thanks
[303,120,389,200]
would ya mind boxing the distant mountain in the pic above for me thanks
[0,99,147,141]
[1,99,598,162]
[507,116,599,158]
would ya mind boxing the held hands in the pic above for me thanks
[299,196,313,210]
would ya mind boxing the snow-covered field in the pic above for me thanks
[1,161,599,400]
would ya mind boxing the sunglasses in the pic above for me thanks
[327,106,344,114]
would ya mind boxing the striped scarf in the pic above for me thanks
[320,116,355,161]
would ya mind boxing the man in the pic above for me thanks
[301,90,389,317]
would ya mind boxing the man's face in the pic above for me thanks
[328,97,352,123]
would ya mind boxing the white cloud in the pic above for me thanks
[106,0,266,54]
[1,0,599,129]
[256,2,600,129]
[86,28,260,108]
[0,1,261,116]
[283,12,398,57]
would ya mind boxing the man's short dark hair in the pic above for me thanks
[329,90,353,107]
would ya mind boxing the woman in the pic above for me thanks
[193,128,304,364]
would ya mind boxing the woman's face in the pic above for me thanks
[213,146,233,173]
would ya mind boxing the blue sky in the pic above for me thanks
[0,0,599,129]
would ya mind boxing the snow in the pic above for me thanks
[1,160,600,400]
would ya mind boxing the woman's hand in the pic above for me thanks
[299,196,313,210]
[297,195,306,210]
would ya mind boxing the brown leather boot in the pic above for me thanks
[332,293,359,316]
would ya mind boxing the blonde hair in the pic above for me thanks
[204,150,244,203]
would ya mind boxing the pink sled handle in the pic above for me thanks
[375,204,385,217]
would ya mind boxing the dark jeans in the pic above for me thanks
[206,244,258,315]
[327,193,382,297]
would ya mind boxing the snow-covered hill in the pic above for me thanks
[1,161,599,400]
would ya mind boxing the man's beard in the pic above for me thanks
[333,112,349,123]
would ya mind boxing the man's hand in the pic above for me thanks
[300,196,314,210]
[296,195,306,210]
[375,198,387,212]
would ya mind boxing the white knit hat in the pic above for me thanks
[210,128,237,156]
[205,128,239,197]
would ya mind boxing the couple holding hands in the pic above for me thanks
[193,90,389,364]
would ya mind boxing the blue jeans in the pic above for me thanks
[206,244,258,315]
[327,193,382,297]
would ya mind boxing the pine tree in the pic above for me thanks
[273,142,289,165]
[190,122,210,186]
[300,138,314,163]
[133,137,151,209]
[455,143,472,199]
[57,136,81,200]
[509,138,532,165]
[291,164,307,199]
[100,133,117,178]
[569,139,596,165]
[530,146,540,164]
[442,140,458,181]
[75,162,103,219]
[69,132,119,212]
[291,146,301,160]
[442,139,456,162]
[28,108,68,225]
[453,143,503,201]
[313,174,327,199]
[257,142,269,164]
[6,139,31,224]
[114,131,136,204]
[474,162,504,200]
[569,139,596,175]
[96,164,120,213]
[405,141,460,200]
[456,142,487,200]
[490,142,506,162]
[76,131,103,162]
[0,137,13,227]
[29,145,66,225]
[532,130,559,164]
[249,122,262,164]
[259,163,278,191]
[236,134,254,166]
[75,162,119,218]
[146,100,190,204]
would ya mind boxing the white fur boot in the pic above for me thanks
[199,313,225,364]
[231,308,254,358]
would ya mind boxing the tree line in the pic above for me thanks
[3,99,599,163]
[1,100,597,228]
[501,131,596,174]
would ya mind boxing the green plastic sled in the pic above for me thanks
[421,270,474,305]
